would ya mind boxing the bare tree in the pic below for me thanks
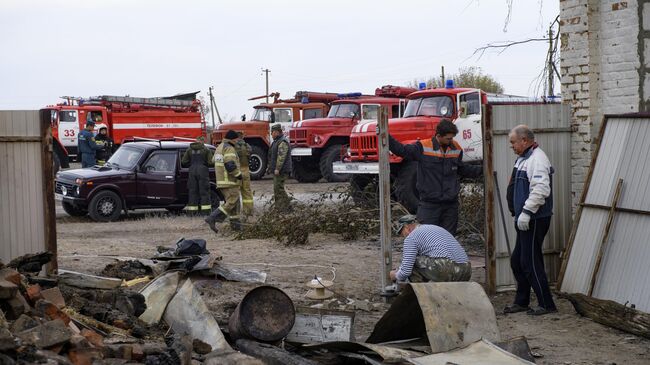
[409,66,505,94]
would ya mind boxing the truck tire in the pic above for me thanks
[394,161,419,214]
[52,153,61,176]
[88,190,123,222]
[248,145,267,181]
[349,175,378,207]
[292,159,322,183]
[61,201,87,217]
[320,144,350,183]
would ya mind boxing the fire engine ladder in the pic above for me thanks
[90,95,195,108]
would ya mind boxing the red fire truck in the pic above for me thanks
[289,85,416,183]
[211,91,341,180]
[44,93,205,173]
[333,83,553,212]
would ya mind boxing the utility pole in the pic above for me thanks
[208,86,222,125]
[547,27,555,97]
[261,68,271,103]
[377,106,393,301]
[441,66,445,87]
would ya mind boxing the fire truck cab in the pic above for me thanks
[289,85,415,183]
[211,91,340,180]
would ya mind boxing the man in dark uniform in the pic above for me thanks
[268,124,292,210]
[181,136,213,213]
[78,121,103,168]
[388,119,482,235]
[94,125,114,166]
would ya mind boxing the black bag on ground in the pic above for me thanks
[174,238,209,256]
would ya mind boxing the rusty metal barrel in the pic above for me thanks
[228,285,296,343]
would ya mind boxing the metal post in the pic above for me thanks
[208,87,216,128]
[262,68,271,103]
[547,27,554,96]
[377,106,392,298]
[441,66,445,87]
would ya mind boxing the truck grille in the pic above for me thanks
[350,135,377,153]
[55,181,77,196]
[290,129,308,144]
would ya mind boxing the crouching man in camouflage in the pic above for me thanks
[389,215,471,283]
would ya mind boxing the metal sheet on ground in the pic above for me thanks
[286,307,355,343]
[139,271,180,325]
[212,264,267,283]
[408,339,535,365]
[367,282,500,353]
[303,341,423,363]
[163,278,231,351]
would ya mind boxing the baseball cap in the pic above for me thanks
[394,214,417,235]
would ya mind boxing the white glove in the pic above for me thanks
[517,213,531,231]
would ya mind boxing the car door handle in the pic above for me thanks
[165,176,173,179]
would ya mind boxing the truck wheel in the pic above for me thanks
[61,201,87,217]
[320,144,350,183]
[88,190,123,222]
[394,161,419,214]
[293,159,322,183]
[349,175,378,207]
[52,153,61,176]
[248,145,267,180]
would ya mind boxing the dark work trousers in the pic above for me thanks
[416,201,459,235]
[81,153,96,168]
[187,166,210,209]
[511,216,556,310]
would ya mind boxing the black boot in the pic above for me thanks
[204,216,219,234]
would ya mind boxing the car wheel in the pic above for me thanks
[320,144,350,182]
[292,158,322,183]
[248,145,268,180]
[394,161,419,214]
[61,201,87,217]
[88,190,123,222]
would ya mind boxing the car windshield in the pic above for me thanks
[403,96,454,118]
[107,146,144,170]
[328,103,360,118]
[252,107,272,122]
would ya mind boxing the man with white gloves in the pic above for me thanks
[504,125,557,316]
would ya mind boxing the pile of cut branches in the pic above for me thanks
[236,186,408,245]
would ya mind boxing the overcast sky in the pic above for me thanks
[1,0,559,122]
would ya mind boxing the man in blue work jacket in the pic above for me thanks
[78,121,103,168]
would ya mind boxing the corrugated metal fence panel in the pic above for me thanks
[561,116,650,312]
[491,104,571,289]
[0,111,46,262]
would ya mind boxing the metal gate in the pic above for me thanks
[483,104,572,293]
[0,110,57,271]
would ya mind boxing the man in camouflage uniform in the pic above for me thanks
[268,124,292,209]
[389,215,471,283]
[235,132,254,217]
[181,136,213,213]
[205,130,242,232]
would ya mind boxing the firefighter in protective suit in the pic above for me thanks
[205,130,242,232]
[181,136,213,213]
[235,132,254,217]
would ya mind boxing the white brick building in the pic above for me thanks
[560,0,646,209]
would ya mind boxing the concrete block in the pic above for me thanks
[68,347,103,365]
[35,299,71,325]
[80,329,104,349]
[1,292,27,320]
[10,314,38,333]
[0,327,16,351]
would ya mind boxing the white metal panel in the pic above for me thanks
[0,110,47,263]
[490,104,571,289]
[561,116,650,311]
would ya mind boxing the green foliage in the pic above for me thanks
[409,67,505,94]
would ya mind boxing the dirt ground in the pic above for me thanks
[55,179,650,365]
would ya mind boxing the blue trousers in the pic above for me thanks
[81,153,96,168]
[511,216,556,310]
